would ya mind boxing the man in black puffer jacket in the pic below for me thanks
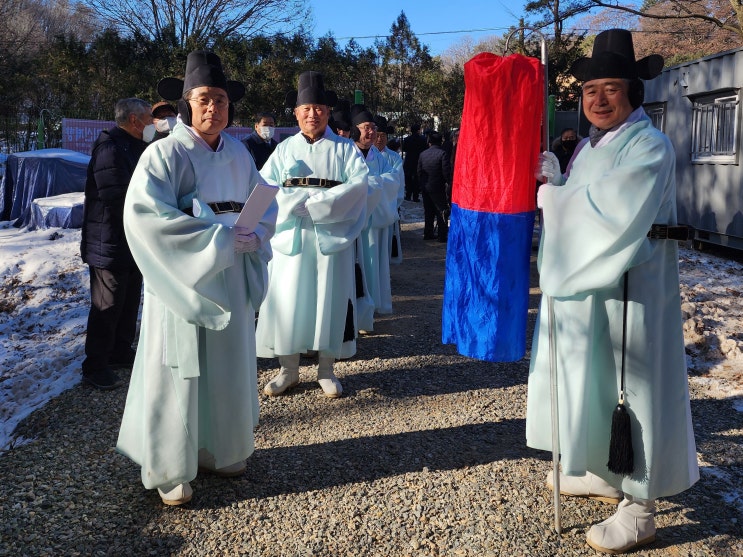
[80,98,152,389]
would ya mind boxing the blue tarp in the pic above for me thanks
[0,148,90,227]
[28,192,85,230]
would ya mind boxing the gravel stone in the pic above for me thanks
[1,203,741,556]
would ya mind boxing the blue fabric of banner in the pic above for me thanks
[442,204,535,362]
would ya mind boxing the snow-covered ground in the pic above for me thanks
[0,225,90,450]
[1,223,742,454]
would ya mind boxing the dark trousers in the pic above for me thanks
[82,265,143,373]
[422,188,449,240]
[404,169,419,200]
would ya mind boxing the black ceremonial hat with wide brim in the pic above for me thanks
[285,71,338,108]
[350,104,375,126]
[157,50,245,102]
[570,29,664,82]
[331,99,352,131]
[374,115,395,134]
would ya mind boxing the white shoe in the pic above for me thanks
[317,356,342,398]
[546,471,623,504]
[157,482,192,506]
[587,497,656,554]
[198,449,246,477]
[264,355,300,396]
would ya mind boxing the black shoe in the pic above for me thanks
[82,367,121,390]
[110,349,136,369]
[412,197,420,202]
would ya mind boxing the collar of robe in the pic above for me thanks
[588,125,610,147]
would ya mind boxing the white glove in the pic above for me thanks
[292,202,311,218]
[234,227,260,254]
[535,151,562,183]
[536,183,558,209]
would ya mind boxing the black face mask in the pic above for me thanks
[562,139,578,151]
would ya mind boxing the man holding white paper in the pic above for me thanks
[256,70,368,398]
[116,51,278,506]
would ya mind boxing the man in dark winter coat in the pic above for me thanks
[241,112,277,170]
[417,132,452,242]
[402,123,426,201]
[80,97,152,389]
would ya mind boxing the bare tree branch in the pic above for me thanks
[586,0,743,39]
[82,0,308,47]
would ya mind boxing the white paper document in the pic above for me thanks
[235,183,279,231]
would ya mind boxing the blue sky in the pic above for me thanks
[308,0,531,55]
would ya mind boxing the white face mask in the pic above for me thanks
[142,123,157,143]
[258,126,275,141]
[155,116,177,133]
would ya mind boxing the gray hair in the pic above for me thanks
[114,98,151,125]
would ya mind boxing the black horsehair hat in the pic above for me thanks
[157,50,245,102]
[350,104,375,126]
[331,99,352,131]
[570,29,663,82]
[285,71,338,108]
[374,115,395,135]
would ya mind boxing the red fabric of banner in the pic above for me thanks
[452,52,543,214]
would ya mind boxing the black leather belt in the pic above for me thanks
[647,224,695,241]
[183,201,244,216]
[283,178,341,188]
[208,201,244,214]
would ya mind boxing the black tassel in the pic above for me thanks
[391,235,399,258]
[607,395,634,475]
[608,271,634,476]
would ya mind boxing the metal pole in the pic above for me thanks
[539,34,562,538]
[547,294,561,535]
[505,26,561,535]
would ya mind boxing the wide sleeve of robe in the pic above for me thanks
[384,150,406,209]
[538,118,676,297]
[366,147,400,228]
[124,127,276,330]
[260,130,369,256]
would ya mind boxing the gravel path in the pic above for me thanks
[1,202,741,556]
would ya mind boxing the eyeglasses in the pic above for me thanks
[358,124,377,133]
[188,96,229,109]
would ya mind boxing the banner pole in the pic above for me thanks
[507,26,562,536]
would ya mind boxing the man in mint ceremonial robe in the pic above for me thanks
[374,116,405,266]
[116,51,277,506]
[351,105,399,320]
[527,30,698,554]
[256,71,368,398]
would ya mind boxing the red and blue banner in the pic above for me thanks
[442,52,543,362]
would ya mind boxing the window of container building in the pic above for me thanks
[690,92,739,164]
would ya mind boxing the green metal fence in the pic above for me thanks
[0,110,110,155]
